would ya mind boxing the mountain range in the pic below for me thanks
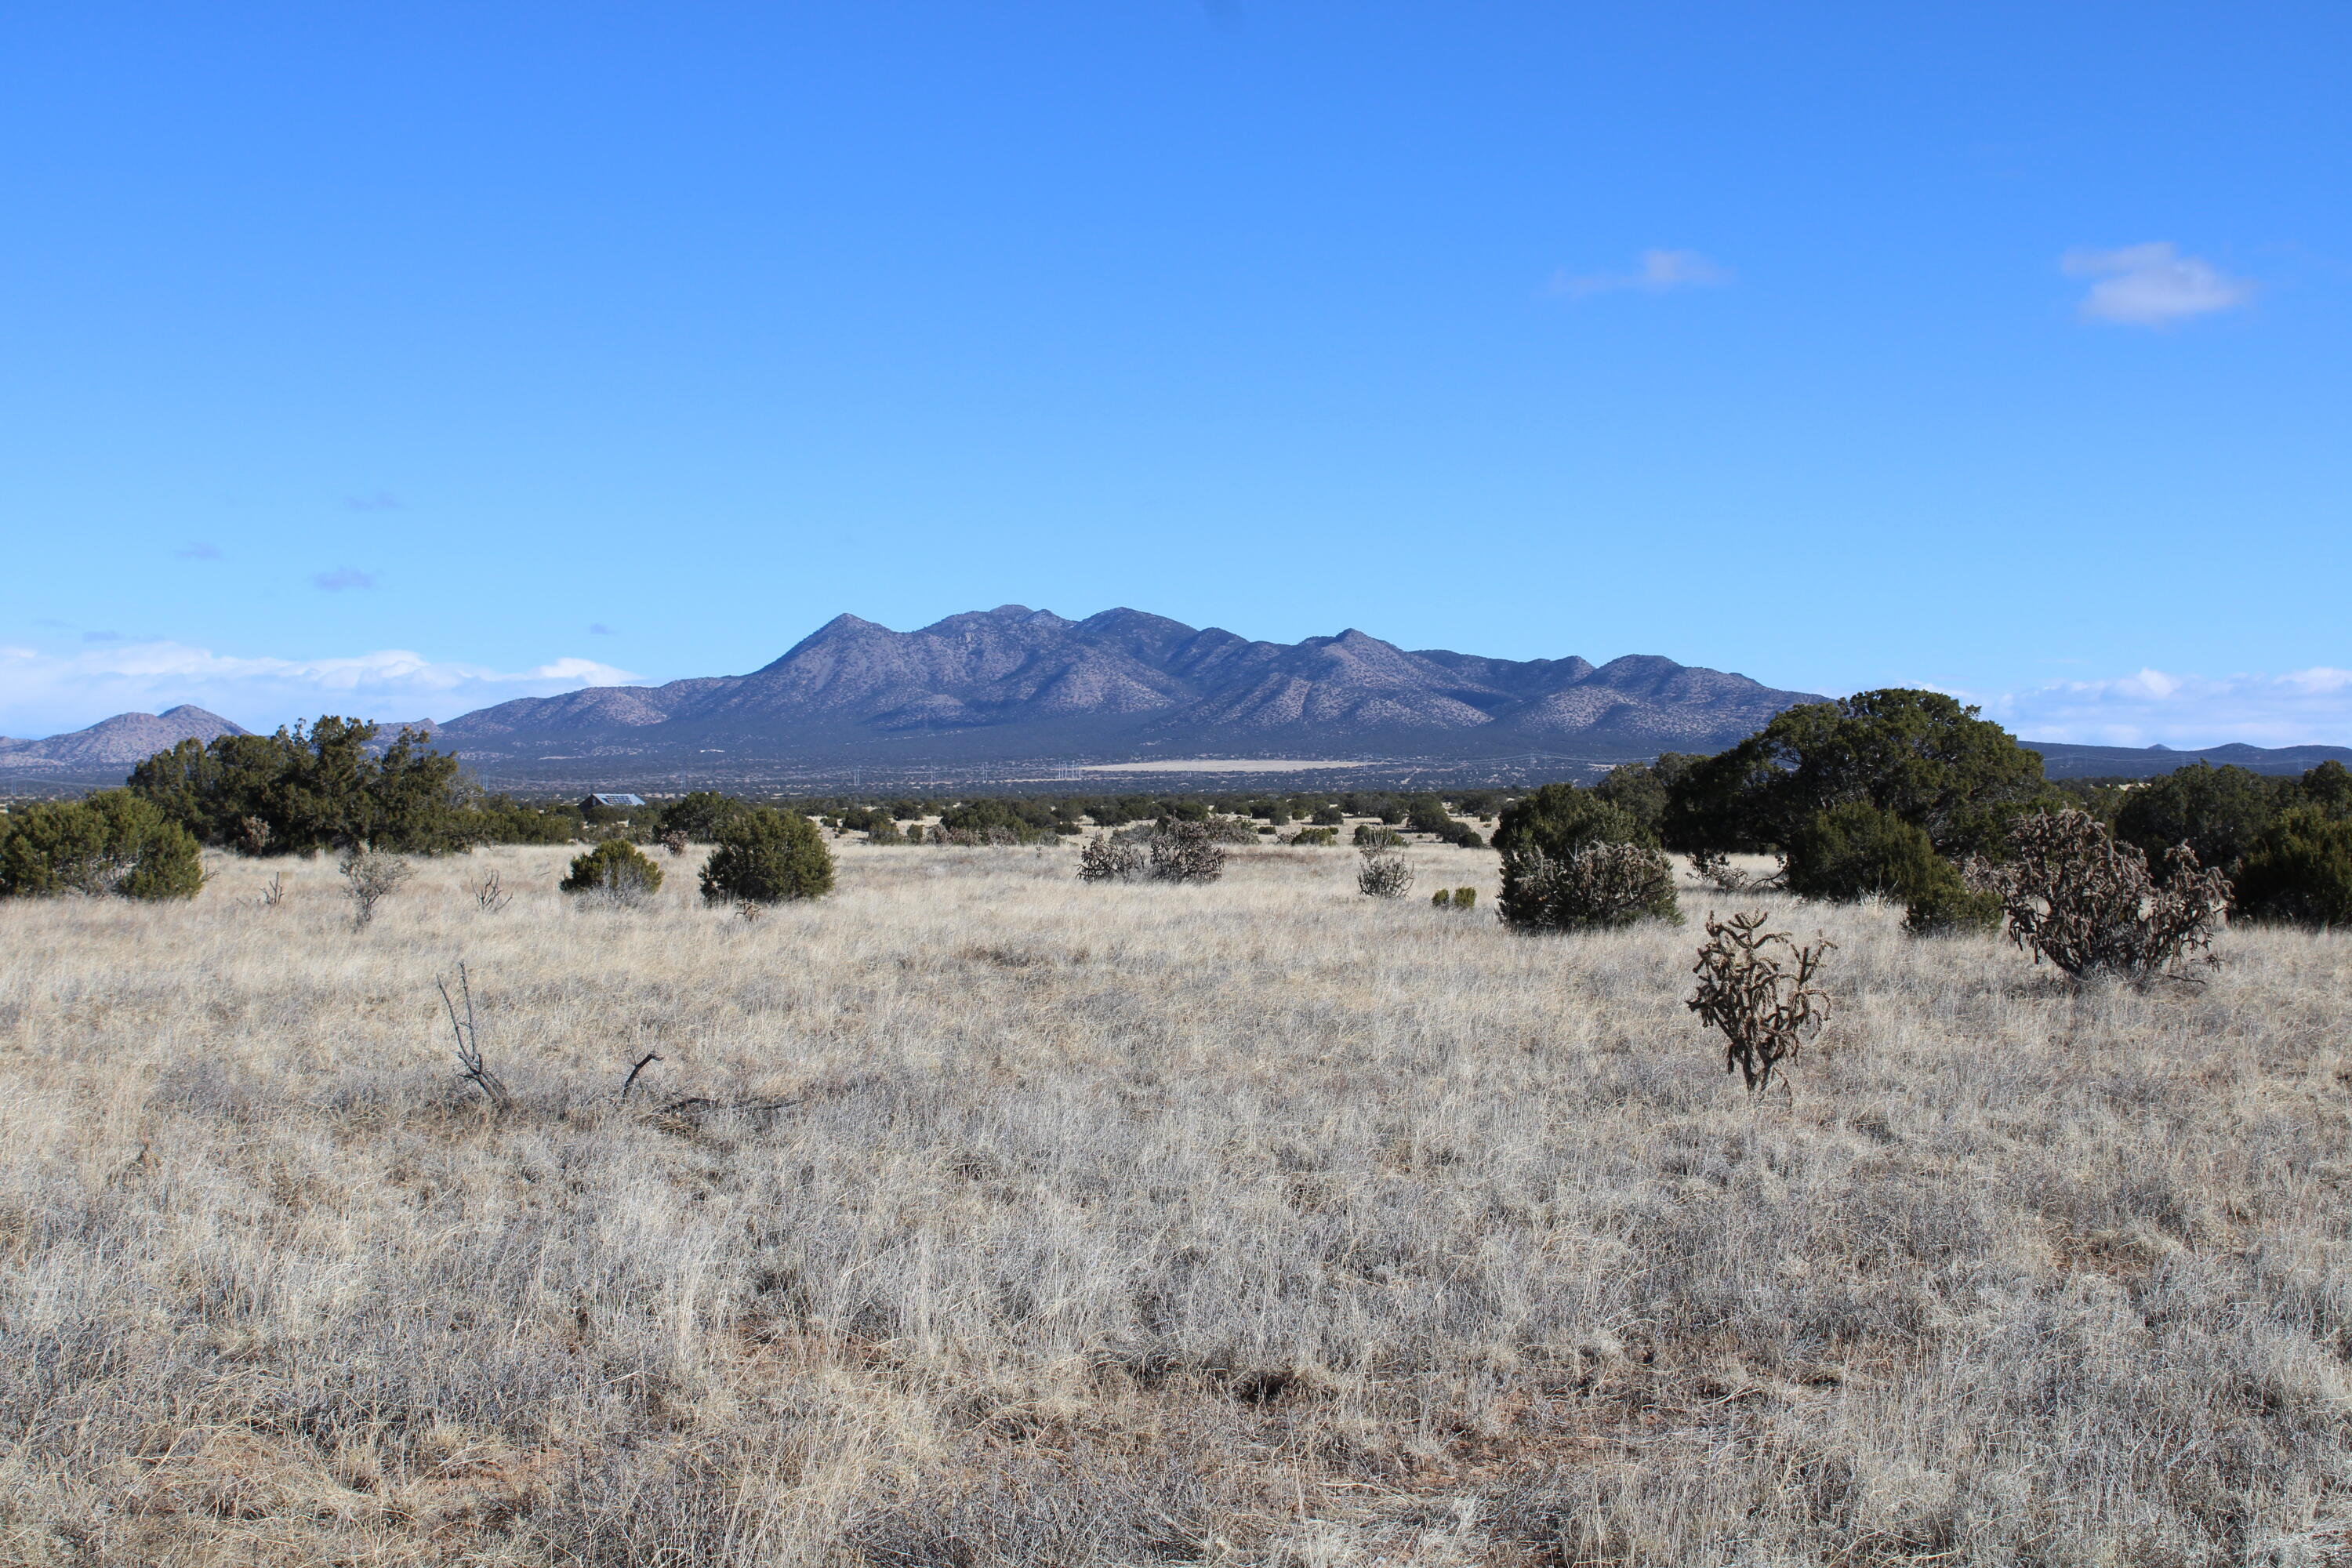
[5,608,2344,788]
[418,606,1827,774]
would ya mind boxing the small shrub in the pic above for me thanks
[2232,808,2352,927]
[866,818,906,845]
[1358,848,1413,898]
[1688,911,1834,1093]
[1353,824,1405,849]
[1148,819,1227,884]
[1497,842,1679,931]
[1309,804,1345,826]
[1452,886,1475,910]
[1969,810,2229,983]
[1688,848,1755,892]
[0,791,205,900]
[561,839,664,905]
[700,808,835,905]
[659,829,690,856]
[1077,833,1145,883]
[339,848,412,928]
[1287,826,1338,847]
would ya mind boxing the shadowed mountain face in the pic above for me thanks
[0,705,249,769]
[429,606,1828,767]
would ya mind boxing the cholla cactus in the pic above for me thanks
[1148,820,1227,884]
[1969,810,2229,984]
[1357,848,1413,898]
[1688,911,1833,1093]
[1077,832,1145,884]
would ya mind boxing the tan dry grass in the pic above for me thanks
[2,840,2350,1566]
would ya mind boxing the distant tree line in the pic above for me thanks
[8,697,2346,929]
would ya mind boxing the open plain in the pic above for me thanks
[3,841,2349,1565]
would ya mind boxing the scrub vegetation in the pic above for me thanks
[3,838,2350,1565]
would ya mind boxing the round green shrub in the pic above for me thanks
[1497,842,1679,931]
[700,807,834,905]
[0,791,205,901]
[561,838,664,898]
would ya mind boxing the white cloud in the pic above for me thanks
[0,641,638,738]
[2062,242,2252,325]
[1969,666,2352,749]
[1548,248,1733,299]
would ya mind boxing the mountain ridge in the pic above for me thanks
[419,604,1829,769]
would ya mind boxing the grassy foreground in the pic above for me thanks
[2,842,2349,1566]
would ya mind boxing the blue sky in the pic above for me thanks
[2,3,2346,746]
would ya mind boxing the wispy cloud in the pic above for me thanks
[176,542,223,561]
[1548,249,1733,299]
[2062,242,2252,326]
[311,568,378,592]
[1969,666,2352,749]
[0,641,638,738]
[82,631,123,644]
[346,491,401,513]
[589,622,616,637]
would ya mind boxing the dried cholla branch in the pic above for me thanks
[1688,911,1834,1094]
[1969,809,2230,985]
[436,962,511,1112]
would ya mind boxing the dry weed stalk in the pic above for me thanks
[474,871,513,913]
[435,961,511,1111]
[256,872,285,909]
[1970,809,2230,985]
[1687,910,1833,1092]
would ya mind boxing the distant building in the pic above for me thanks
[581,792,646,812]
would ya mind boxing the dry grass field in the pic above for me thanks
[3,840,2350,1566]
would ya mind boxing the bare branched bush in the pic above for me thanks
[236,815,273,856]
[1077,832,1145,884]
[1969,809,2230,984]
[1688,848,1752,892]
[338,847,412,928]
[1498,843,1679,931]
[659,829,689,856]
[1148,819,1227,884]
[435,961,511,1111]
[256,872,285,909]
[1687,910,1834,1092]
[474,871,513,913]
[1358,848,1414,898]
